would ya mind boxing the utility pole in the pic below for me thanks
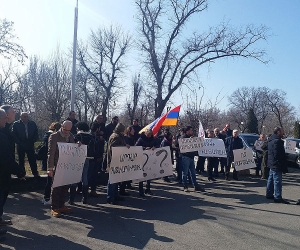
[70,0,78,111]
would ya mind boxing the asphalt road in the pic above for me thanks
[1,167,300,250]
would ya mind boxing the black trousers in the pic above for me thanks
[196,156,206,172]
[226,156,238,179]
[0,191,9,220]
[17,148,38,176]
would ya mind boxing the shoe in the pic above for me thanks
[68,200,74,205]
[225,176,230,181]
[208,177,216,182]
[296,199,300,205]
[274,199,290,204]
[219,170,225,174]
[115,195,125,201]
[0,229,7,236]
[266,196,274,200]
[163,177,171,182]
[82,197,88,204]
[183,186,188,192]
[43,199,51,206]
[89,191,99,197]
[0,219,12,226]
[139,193,145,197]
[51,209,62,217]
[194,185,205,192]
[107,199,119,205]
[119,191,131,196]
[145,189,154,195]
[59,206,73,214]
[233,177,239,181]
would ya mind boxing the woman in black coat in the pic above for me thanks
[135,129,159,196]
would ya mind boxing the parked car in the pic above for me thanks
[285,138,300,167]
[239,133,260,159]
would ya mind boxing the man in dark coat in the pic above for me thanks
[266,127,289,204]
[224,129,244,180]
[0,109,14,234]
[105,116,119,141]
[223,123,233,138]
[12,112,39,178]
[132,119,142,142]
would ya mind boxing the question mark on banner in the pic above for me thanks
[142,153,149,177]
[156,149,168,174]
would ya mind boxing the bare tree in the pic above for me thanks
[77,26,131,122]
[0,19,27,63]
[127,74,143,124]
[135,0,269,118]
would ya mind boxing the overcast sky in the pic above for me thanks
[1,0,299,116]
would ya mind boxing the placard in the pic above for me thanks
[198,138,227,158]
[109,146,144,184]
[178,137,204,153]
[52,143,87,188]
[133,146,173,182]
[284,140,297,154]
[233,148,257,171]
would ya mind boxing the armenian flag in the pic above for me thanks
[161,105,181,126]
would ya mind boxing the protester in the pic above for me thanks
[223,123,233,138]
[260,134,271,180]
[214,128,226,174]
[41,122,61,205]
[135,128,159,196]
[0,109,14,236]
[106,123,128,205]
[254,134,266,177]
[48,121,75,217]
[174,128,184,182]
[180,126,205,192]
[65,111,78,136]
[69,122,96,205]
[206,130,218,182]
[89,122,104,197]
[266,127,289,204]
[132,119,142,142]
[1,105,25,179]
[160,131,173,182]
[105,116,119,141]
[90,114,106,136]
[12,112,40,179]
[122,126,136,191]
[224,129,244,180]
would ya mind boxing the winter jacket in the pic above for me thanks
[106,123,126,171]
[225,136,244,158]
[267,134,287,172]
[105,122,118,141]
[12,120,38,150]
[135,132,159,149]
[74,131,96,159]
[0,128,15,192]
[124,135,135,146]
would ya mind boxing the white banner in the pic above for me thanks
[52,143,87,188]
[178,137,204,153]
[233,148,257,171]
[254,140,264,151]
[133,147,173,182]
[284,140,297,154]
[198,138,227,158]
[109,146,144,184]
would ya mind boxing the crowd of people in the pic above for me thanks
[0,107,299,242]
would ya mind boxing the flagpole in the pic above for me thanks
[71,0,78,111]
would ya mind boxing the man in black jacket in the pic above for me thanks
[224,129,244,180]
[266,127,289,204]
[12,112,39,178]
[0,109,14,233]
[105,116,119,141]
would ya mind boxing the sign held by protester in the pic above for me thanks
[233,148,256,171]
[133,146,173,182]
[109,146,144,184]
[198,138,227,158]
[284,140,297,154]
[178,137,204,153]
[52,143,87,188]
